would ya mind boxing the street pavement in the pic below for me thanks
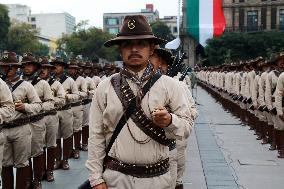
[36,85,284,189]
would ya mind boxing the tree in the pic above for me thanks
[204,31,284,66]
[150,21,175,46]
[0,4,10,51]
[57,27,119,61]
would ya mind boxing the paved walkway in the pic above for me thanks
[37,86,284,189]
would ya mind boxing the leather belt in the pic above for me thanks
[57,104,71,111]
[82,99,92,105]
[71,101,82,107]
[104,156,169,178]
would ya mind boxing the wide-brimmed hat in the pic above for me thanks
[21,53,40,66]
[0,51,21,66]
[104,15,166,47]
[50,57,67,67]
[67,59,79,68]
[38,57,55,68]
[84,61,92,68]
[154,48,174,66]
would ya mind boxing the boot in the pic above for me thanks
[2,166,14,189]
[175,184,184,189]
[73,131,81,159]
[16,165,32,189]
[81,126,89,151]
[46,147,56,182]
[54,139,62,170]
[33,154,44,189]
[278,130,284,158]
[41,148,47,181]
[269,128,277,151]
[261,125,269,144]
[62,136,72,170]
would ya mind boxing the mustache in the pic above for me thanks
[128,54,142,60]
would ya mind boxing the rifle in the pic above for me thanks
[167,53,186,77]
[179,67,191,81]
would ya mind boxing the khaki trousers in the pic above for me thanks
[2,124,31,168]
[169,148,177,189]
[82,103,91,127]
[103,169,172,189]
[44,114,59,148]
[72,105,83,132]
[176,138,187,185]
[0,132,5,173]
[30,119,45,157]
[57,109,73,139]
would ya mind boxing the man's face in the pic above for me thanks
[23,63,37,75]
[54,64,65,75]
[0,65,18,78]
[160,60,169,75]
[150,53,161,71]
[39,67,50,79]
[119,39,155,71]
[67,67,77,76]
[84,68,92,75]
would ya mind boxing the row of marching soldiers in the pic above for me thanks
[196,52,284,159]
[0,51,116,189]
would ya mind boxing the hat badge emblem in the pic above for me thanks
[38,58,42,62]
[3,54,8,59]
[128,19,136,30]
[23,53,28,57]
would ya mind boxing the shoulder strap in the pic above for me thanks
[31,77,41,86]
[59,75,68,84]
[12,80,24,92]
[48,78,56,86]
[106,72,161,156]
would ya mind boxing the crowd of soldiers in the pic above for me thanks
[197,53,284,159]
[0,51,119,189]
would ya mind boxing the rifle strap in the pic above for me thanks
[12,80,24,92]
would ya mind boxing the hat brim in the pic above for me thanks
[104,35,166,47]
[21,61,40,66]
[40,64,55,68]
[51,61,67,67]
[154,49,174,66]
[0,62,21,66]
[67,65,79,68]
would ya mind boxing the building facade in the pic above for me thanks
[5,4,31,23]
[223,0,284,32]
[29,12,76,39]
[160,16,179,37]
[103,4,159,35]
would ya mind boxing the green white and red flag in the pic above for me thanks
[186,0,226,46]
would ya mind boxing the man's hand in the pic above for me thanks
[15,102,25,112]
[152,106,172,128]
[93,183,107,189]
[279,114,284,122]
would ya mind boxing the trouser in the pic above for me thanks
[44,114,59,148]
[2,124,31,168]
[169,148,177,189]
[103,169,172,189]
[72,105,83,154]
[30,119,45,157]
[176,138,187,185]
[57,109,73,139]
[2,165,32,189]
[0,132,5,174]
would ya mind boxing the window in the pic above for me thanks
[247,11,258,31]
[31,24,36,29]
[108,28,119,34]
[239,0,244,2]
[31,17,36,22]
[173,26,178,33]
[271,7,277,29]
[280,9,284,31]
[107,18,118,25]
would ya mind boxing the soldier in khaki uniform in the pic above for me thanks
[80,61,96,151]
[0,58,15,181]
[85,15,193,189]
[21,53,55,189]
[67,59,87,159]
[0,52,42,189]
[51,57,78,170]
[38,57,65,182]
[92,63,102,87]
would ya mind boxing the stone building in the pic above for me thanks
[223,0,284,32]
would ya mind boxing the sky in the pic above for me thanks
[1,0,181,28]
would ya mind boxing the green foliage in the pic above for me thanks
[204,31,284,66]
[6,22,49,55]
[57,27,119,61]
[0,4,10,51]
[150,21,175,46]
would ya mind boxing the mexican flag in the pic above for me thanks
[186,0,226,46]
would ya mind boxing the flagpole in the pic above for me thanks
[177,0,181,57]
